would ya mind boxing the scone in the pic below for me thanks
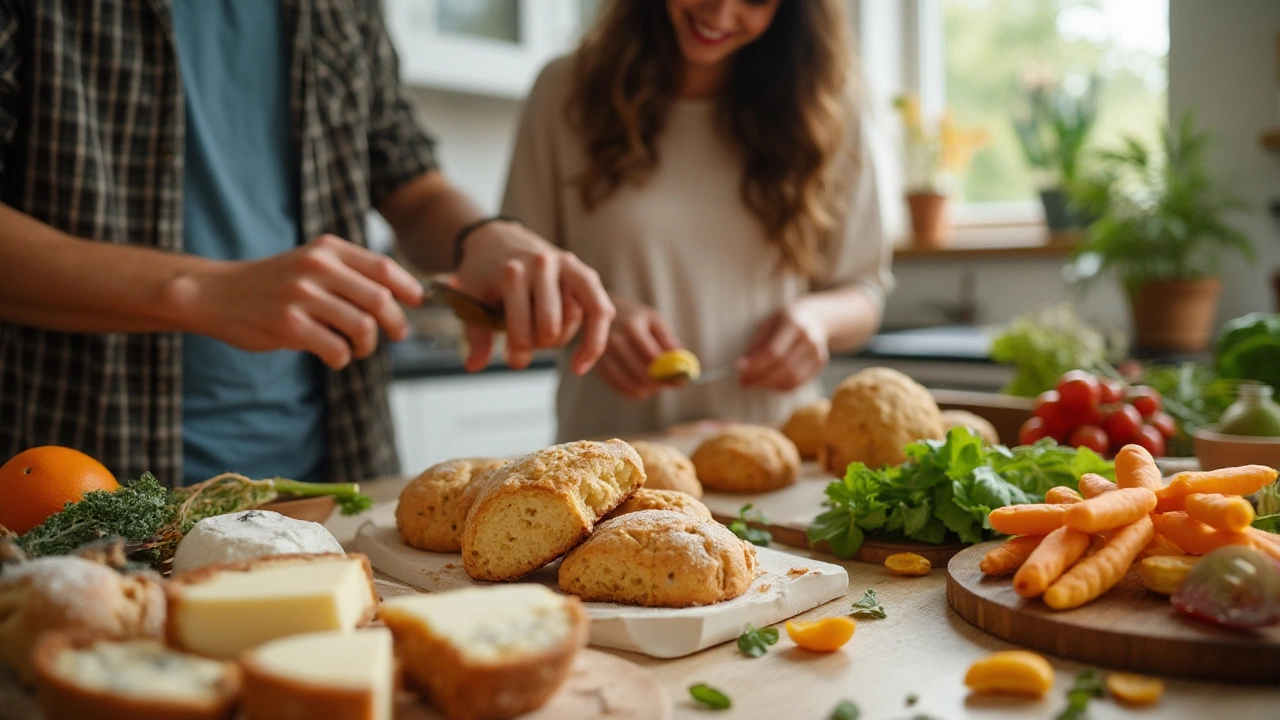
[823,367,944,475]
[691,424,800,493]
[462,440,644,582]
[0,556,165,684]
[603,488,712,521]
[172,510,345,574]
[940,409,1000,445]
[165,553,378,660]
[559,510,758,607]
[629,440,702,497]
[380,585,588,720]
[33,633,240,720]
[241,628,393,720]
[396,458,509,552]
[781,400,830,460]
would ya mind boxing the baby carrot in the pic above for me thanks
[1154,494,1185,514]
[1184,493,1255,533]
[1045,486,1083,505]
[980,535,1045,575]
[1078,473,1117,499]
[1138,531,1185,560]
[1013,526,1091,598]
[1250,530,1280,563]
[1063,487,1158,534]
[1044,515,1154,610]
[1115,445,1162,491]
[989,504,1068,536]
[1156,466,1278,502]
[1150,512,1252,556]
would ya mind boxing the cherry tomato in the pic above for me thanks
[1033,390,1061,419]
[1058,372,1102,416]
[1133,424,1167,458]
[1068,425,1110,454]
[1062,402,1101,429]
[1019,417,1053,446]
[1103,404,1144,446]
[1128,386,1163,418]
[1099,378,1125,405]
[1149,411,1177,440]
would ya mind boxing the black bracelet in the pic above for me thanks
[452,215,526,268]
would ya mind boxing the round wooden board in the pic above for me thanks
[709,512,967,566]
[261,495,336,523]
[946,541,1280,684]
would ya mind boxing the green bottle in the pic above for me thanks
[1218,382,1280,437]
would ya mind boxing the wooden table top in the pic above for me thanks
[329,476,1280,720]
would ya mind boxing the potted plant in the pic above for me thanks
[892,94,986,249]
[1069,114,1253,352]
[1012,71,1099,243]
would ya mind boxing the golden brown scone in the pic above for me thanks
[396,457,509,553]
[823,367,944,475]
[781,400,830,460]
[940,409,1000,445]
[462,440,645,582]
[603,488,712,521]
[629,440,702,497]
[0,556,165,685]
[690,424,800,493]
[559,510,758,607]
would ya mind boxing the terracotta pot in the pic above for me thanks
[905,192,950,249]
[1127,277,1222,353]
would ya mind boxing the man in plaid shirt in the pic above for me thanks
[0,1,614,486]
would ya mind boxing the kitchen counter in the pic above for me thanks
[325,478,1280,720]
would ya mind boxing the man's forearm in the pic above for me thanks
[377,170,488,274]
[0,204,207,333]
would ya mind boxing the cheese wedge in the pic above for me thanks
[380,585,588,720]
[242,628,393,720]
[165,553,377,660]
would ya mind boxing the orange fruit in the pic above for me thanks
[0,446,119,534]
[785,617,857,652]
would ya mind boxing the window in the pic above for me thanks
[942,0,1169,208]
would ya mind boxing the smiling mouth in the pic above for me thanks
[687,15,732,46]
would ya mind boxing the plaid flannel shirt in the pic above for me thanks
[0,0,437,485]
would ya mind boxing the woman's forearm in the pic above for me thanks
[793,283,883,354]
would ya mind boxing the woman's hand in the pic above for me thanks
[738,302,831,392]
[454,221,614,375]
[596,297,682,401]
[180,234,424,370]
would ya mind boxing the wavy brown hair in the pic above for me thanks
[569,0,856,276]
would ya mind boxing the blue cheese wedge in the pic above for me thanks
[172,510,344,574]
[165,553,378,660]
[242,628,393,720]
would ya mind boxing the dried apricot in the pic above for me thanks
[1139,555,1199,596]
[784,617,856,652]
[1106,672,1164,706]
[964,650,1054,698]
[885,552,931,576]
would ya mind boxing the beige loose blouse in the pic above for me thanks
[502,57,893,443]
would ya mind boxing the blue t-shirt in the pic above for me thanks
[172,0,326,486]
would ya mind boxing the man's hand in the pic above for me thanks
[595,296,682,401]
[454,221,614,374]
[737,303,831,392]
[178,234,423,370]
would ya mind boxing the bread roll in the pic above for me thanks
[559,510,758,607]
[462,440,644,582]
[823,367,944,475]
[603,488,712,521]
[629,441,702,497]
[781,400,830,460]
[397,458,509,553]
[940,409,1000,445]
[691,424,800,493]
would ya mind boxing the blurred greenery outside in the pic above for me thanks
[944,0,1168,204]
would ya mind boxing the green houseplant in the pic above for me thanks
[1012,73,1099,240]
[1068,114,1253,352]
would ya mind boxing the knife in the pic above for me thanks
[424,279,505,331]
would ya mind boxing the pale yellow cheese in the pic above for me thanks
[380,585,572,663]
[171,557,373,660]
[52,640,229,701]
[246,629,393,720]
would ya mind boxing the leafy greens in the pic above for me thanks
[807,428,1115,558]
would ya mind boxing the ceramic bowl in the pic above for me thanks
[1192,428,1280,471]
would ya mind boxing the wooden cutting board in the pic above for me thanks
[357,504,849,659]
[946,541,1280,683]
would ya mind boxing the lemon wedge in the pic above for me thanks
[648,349,701,382]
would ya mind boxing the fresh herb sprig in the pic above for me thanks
[736,623,779,658]
[850,588,887,619]
[689,683,731,710]
[1055,669,1105,720]
[729,504,772,546]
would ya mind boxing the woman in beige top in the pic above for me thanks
[503,0,893,442]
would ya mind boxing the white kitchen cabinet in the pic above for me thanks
[388,370,558,476]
